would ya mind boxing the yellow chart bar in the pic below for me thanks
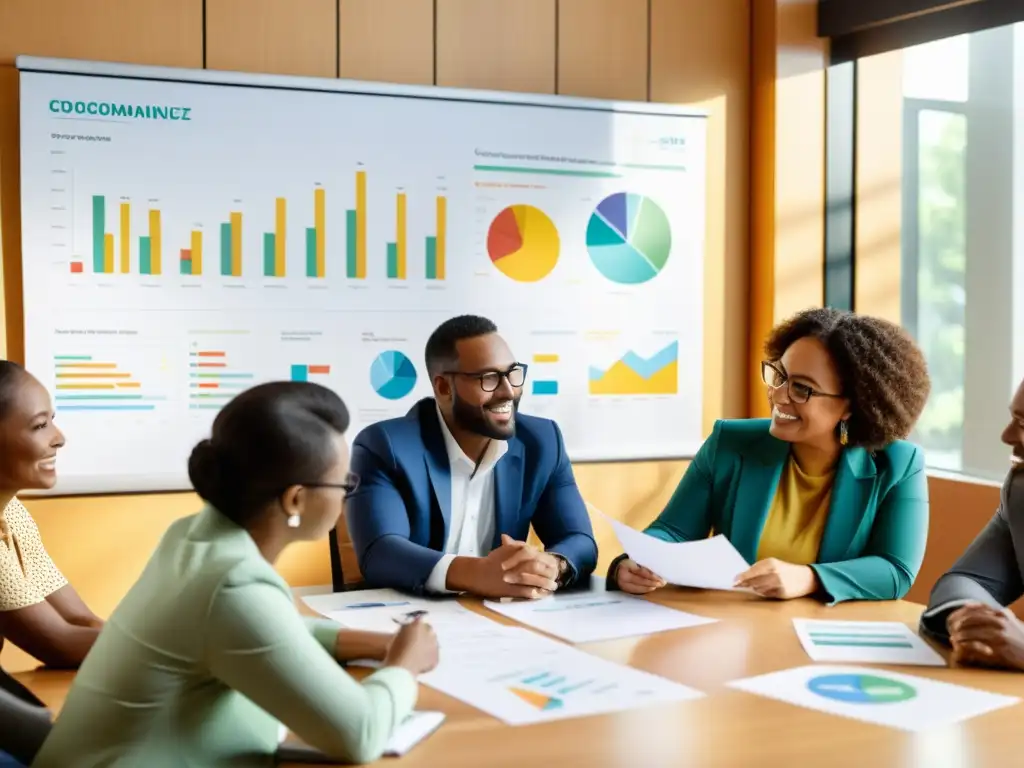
[103,233,114,273]
[396,193,407,279]
[230,212,243,276]
[149,209,162,275]
[436,196,447,279]
[191,230,203,275]
[314,187,326,277]
[356,170,367,279]
[275,197,286,277]
[533,354,560,364]
[119,203,130,273]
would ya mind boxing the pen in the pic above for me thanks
[389,610,425,626]
[342,601,411,610]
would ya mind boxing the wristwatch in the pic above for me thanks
[551,554,572,587]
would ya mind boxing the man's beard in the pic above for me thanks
[452,390,520,440]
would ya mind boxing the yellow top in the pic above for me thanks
[756,457,835,565]
[0,497,68,611]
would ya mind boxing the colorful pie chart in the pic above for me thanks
[370,350,417,400]
[487,204,560,282]
[806,673,917,705]
[586,192,672,284]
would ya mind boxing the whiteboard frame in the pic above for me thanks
[15,56,707,496]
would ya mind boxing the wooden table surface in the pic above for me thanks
[16,589,1024,768]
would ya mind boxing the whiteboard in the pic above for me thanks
[16,57,707,495]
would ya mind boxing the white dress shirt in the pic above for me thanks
[425,407,509,594]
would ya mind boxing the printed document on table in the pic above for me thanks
[591,504,751,590]
[278,711,445,761]
[302,588,496,635]
[420,625,704,725]
[484,592,717,643]
[728,664,1018,732]
[793,619,946,666]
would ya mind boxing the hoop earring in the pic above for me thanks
[286,514,301,529]
[839,420,849,446]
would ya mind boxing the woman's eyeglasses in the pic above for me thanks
[761,361,843,404]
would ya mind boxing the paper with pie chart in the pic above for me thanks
[728,665,1019,731]
[487,204,561,282]
[586,192,672,284]
[421,626,703,726]
[370,350,418,400]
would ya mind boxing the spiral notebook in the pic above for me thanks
[276,711,445,763]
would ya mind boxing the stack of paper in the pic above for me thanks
[420,626,704,725]
[302,588,496,636]
[484,592,716,643]
[792,619,946,666]
[728,665,1019,731]
[593,505,751,591]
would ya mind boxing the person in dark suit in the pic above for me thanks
[919,377,1024,670]
[345,315,597,598]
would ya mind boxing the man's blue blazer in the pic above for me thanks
[345,398,598,594]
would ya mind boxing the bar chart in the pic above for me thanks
[346,167,368,279]
[426,192,447,280]
[306,186,326,278]
[386,190,407,280]
[531,353,560,396]
[54,354,159,412]
[188,344,257,410]
[290,363,331,382]
[70,171,449,285]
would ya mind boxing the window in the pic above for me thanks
[858,23,1024,481]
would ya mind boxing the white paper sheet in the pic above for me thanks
[591,505,751,590]
[793,619,946,666]
[484,592,717,643]
[278,711,445,760]
[728,664,1019,731]
[302,589,497,635]
[420,626,704,725]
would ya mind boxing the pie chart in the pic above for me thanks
[370,350,417,400]
[806,673,917,705]
[487,204,560,282]
[586,192,672,284]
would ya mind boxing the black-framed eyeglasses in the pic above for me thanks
[761,361,843,404]
[300,472,360,497]
[444,363,528,392]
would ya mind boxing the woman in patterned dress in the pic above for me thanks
[0,361,102,669]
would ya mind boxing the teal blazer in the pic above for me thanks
[644,419,929,603]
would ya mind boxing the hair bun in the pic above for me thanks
[187,439,223,503]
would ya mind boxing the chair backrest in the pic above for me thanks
[330,507,364,590]
[0,670,52,766]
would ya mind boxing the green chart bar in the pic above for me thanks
[345,209,357,278]
[386,243,398,279]
[220,222,232,276]
[425,236,437,280]
[180,259,192,275]
[92,195,106,273]
[139,236,152,275]
[263,233,276,277]
[305,227,317,278]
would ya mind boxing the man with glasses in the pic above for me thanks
[345,315,597,597]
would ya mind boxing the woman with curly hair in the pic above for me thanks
[610,307,932,604]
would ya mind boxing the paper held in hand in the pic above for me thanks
[589,503,751,591]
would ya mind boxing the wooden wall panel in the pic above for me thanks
[436,0,556,93]
[557,0,648,100]
[854,50,903,323]
[206,0,338,78]
[0,0,203,68]
[750,0,827,417]
[652,0,751,431]
[339,0,434,85]
[0,68,20,360]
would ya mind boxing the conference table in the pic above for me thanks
[15,589,1024,767]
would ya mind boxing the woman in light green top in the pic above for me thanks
[35,382,439,767]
